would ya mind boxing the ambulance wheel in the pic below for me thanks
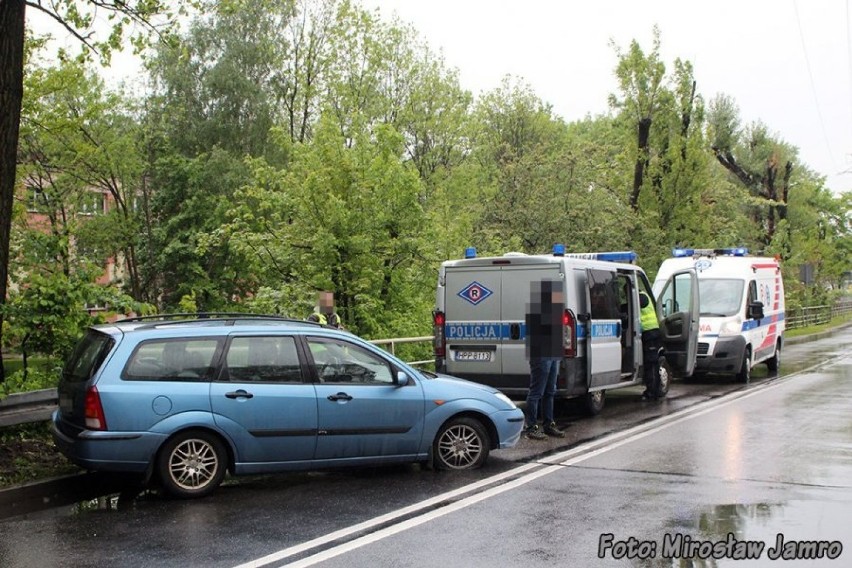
[766,342,781,372]
[584,390,605,415]
[736,348,752,384]
[658,359,672,395]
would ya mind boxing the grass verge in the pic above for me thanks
[0,422,80,489]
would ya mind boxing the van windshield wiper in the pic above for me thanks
[700,312,729,317]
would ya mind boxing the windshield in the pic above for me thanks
[698,279,744,317]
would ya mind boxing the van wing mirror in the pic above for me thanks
[748,301,765,321]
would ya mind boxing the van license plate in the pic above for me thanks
[455,351,492,362]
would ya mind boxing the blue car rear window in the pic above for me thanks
[62,331,115,383]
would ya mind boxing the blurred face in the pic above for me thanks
[319,292,334,314]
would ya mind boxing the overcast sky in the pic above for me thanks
[26,0,852,195]
[360,0,852,196]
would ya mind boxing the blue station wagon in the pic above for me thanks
[51,315,525,498]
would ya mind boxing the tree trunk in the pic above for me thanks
[0,0,27,382]
[630,117,652,210]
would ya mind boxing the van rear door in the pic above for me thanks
[655,269,700,376]
[584,269,623,387]
[501,264,563,378]
[443,267,503,377]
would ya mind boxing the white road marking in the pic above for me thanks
[235,356,846,568]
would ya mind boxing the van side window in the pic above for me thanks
[225,336,303,383]
[587,269,621,320]
[747,280,758,305]
[307,338,393,384]
[124,338,222,381]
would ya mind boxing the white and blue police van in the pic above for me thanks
[433,245,700,413]
[653,248,785,383]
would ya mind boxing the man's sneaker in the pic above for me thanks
[544,421,565,438]
[524,425,547,440]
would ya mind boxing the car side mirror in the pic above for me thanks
[748,301,765,321]
[395,371,410,387]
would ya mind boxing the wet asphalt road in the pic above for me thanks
[0,328,849,567]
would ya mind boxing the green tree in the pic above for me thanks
[708,94,796,246]
[1,0,193,381]
[19,58,148,297]
[226,115,429,338]
[609,27,667,211]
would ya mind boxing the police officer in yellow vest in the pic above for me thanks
[639,291,663,400]
[307,291,343,329]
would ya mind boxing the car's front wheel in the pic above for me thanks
[433,417,490,470]
[157,430,227,498]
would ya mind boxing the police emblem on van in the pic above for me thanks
[458,281,493,305]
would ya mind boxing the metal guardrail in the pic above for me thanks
[0,389,58,427]
[785,301,852,329]
[370,335,434,367]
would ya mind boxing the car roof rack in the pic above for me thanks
[117,313,324,328]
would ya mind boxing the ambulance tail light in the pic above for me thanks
[562,309,577,358]
[433,311,446,357]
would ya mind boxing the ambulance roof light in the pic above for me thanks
[672,247,749,258]
[552,243,566,256]
[464,247,477,259]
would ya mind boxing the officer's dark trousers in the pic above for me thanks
[642,328,662,397]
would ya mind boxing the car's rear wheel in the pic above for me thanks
[584,390,605,415]
[433,417,490,470]
[157,430,227,498]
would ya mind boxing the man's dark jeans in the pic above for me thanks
[525,357,561,428]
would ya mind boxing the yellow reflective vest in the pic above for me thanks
[639,294,660,332]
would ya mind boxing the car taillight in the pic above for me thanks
[563,309,577,358]
[84,386,107,430]
[433,311,446,358]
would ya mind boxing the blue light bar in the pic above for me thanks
[552,243,566,256]
[672,248,695,257]
[722,247,749,256]
[563,251,637,263]
[596,251,637,263]
[464,247,477,259]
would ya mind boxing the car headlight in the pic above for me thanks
[718,320,742,337]
[493,392,516,408]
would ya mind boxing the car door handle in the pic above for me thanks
[225,390,254,399]
[327,392,353,401]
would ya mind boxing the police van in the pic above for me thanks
[433,245,700,414]
[652,248,785,383]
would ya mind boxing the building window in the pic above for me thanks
[79,192,106,215]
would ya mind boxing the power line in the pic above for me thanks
[792,0,838,169]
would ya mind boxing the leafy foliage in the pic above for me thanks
[6,3,849,376]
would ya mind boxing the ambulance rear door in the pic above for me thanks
[500,263,563,378]
[443,266,503,379]
[655,268,700,377]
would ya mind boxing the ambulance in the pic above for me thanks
[652,248,785,383]
[433,245,700,414]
